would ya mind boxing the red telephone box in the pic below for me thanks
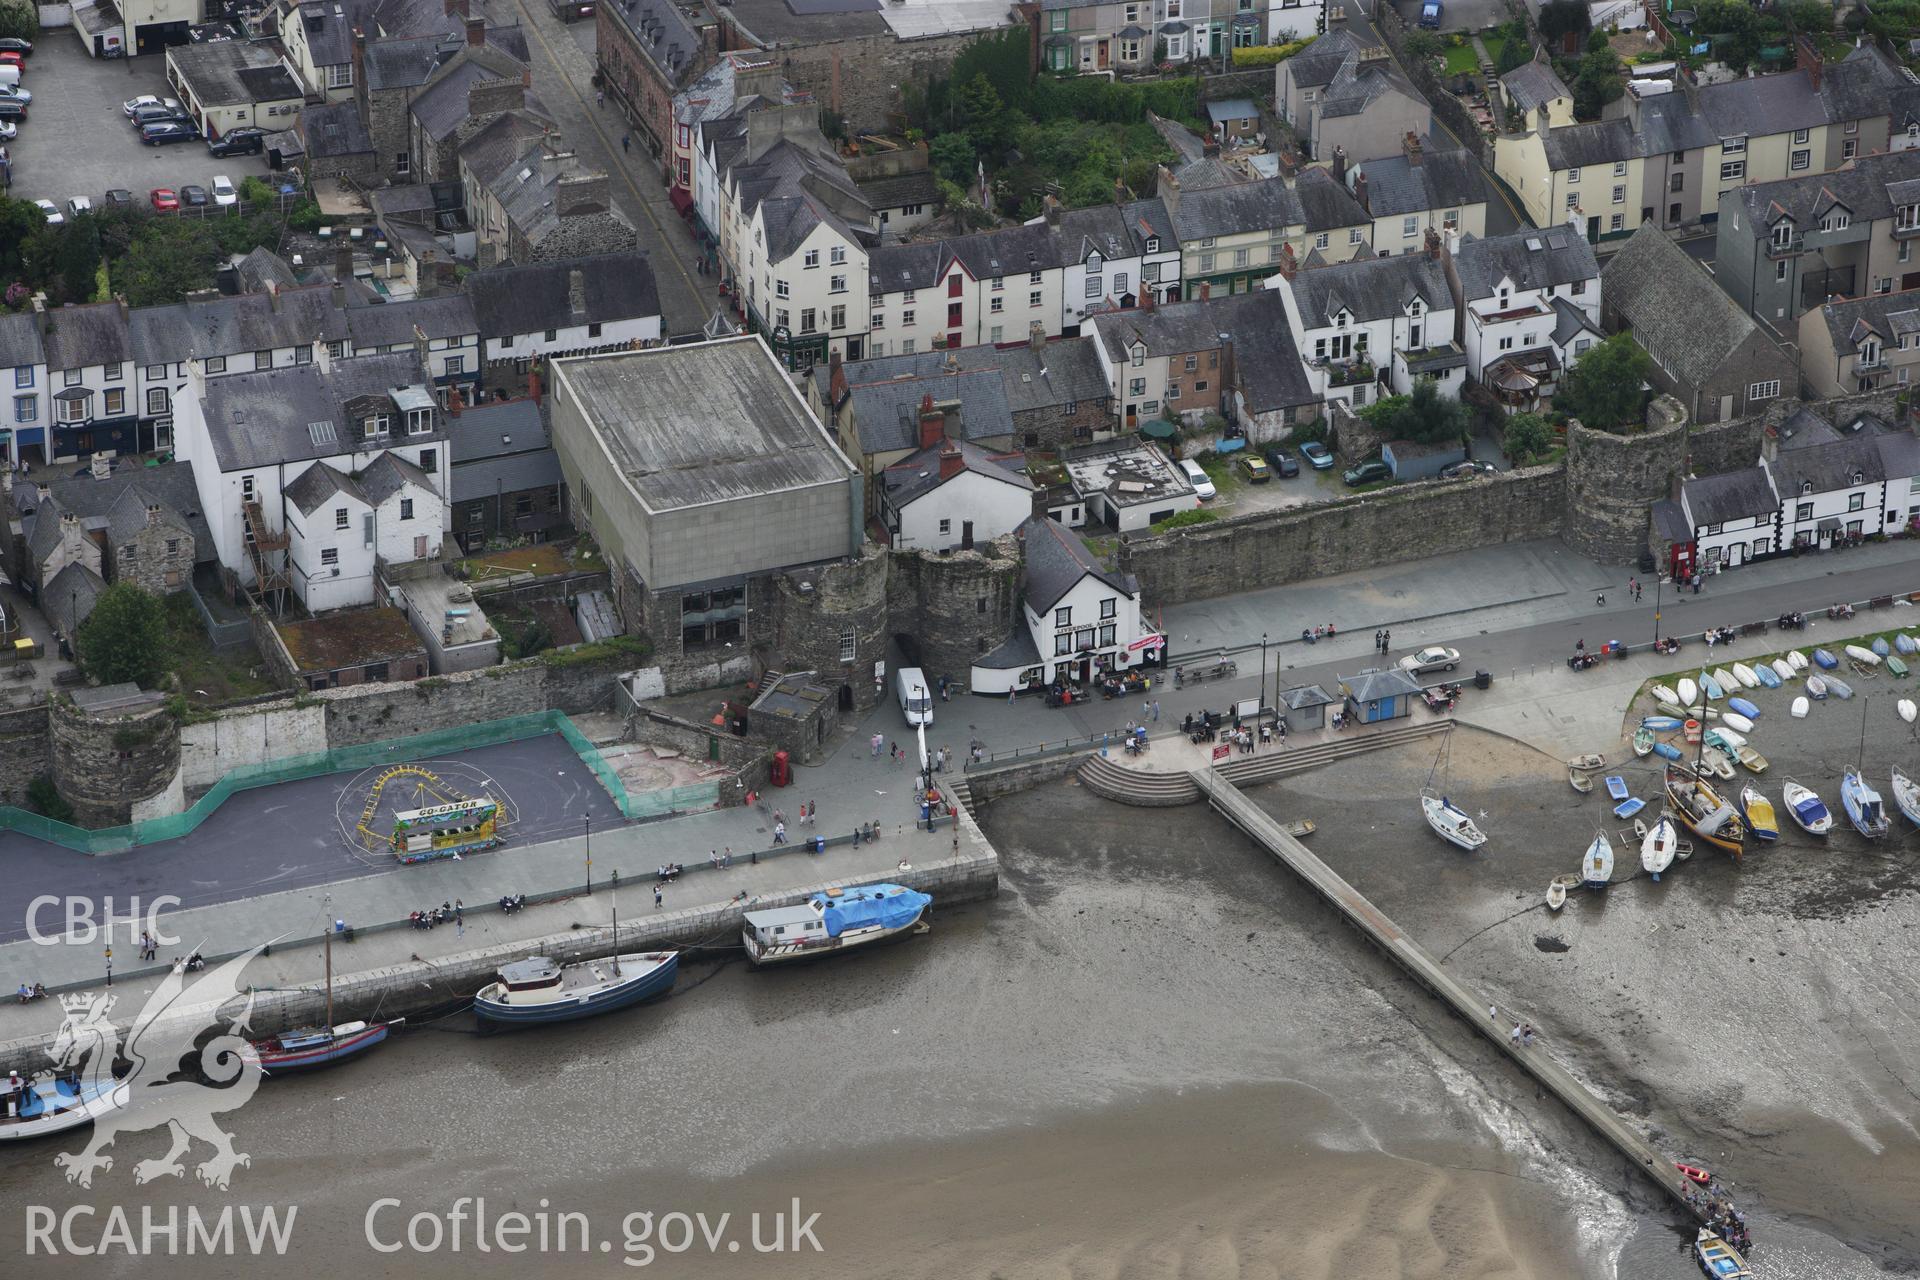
[770,750,791,787]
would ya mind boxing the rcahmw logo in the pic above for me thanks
[25,1205,296,1257]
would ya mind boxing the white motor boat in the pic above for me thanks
[1422,791,1487,851]
[1640,816,1678,881]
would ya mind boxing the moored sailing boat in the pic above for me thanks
[1665,765,1746,857]
[255,894,402,1074]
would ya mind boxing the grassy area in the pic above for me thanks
[459,545,571,578]
[1479,34,1508,70]
[1442,44,1482,77]
[163,595,276,706]
[1633,621,1920,709]
[1198,455,1244,503]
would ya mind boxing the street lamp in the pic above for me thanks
[584,814,592,895]
[1652,570,1664,648]
[1259,631,1268,716]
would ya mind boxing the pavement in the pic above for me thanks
[2,42,272,205]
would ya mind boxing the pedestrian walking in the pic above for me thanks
[1382,628,1390,650]
[1692,574,1702,595]
[723,847,732,868]
[621,132,630,152]
[654,887,663,908]
[454,899,464,936]
[773,822,786,844]
[1576,637,1585,653]
[1150,699,1160,722]
[1373,629,1382,652]
[1008,685,1016,705]
[596,88,605,108]
[871,732,883,758]
[1595,592,1606,606]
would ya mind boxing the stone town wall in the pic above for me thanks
[774,32,976,135]
[1562,416,1689,564]
[0,702,50,809]
[763,545,891,714]
[49,696,182,829]
[320,661,549,747]
[1119,465,1568,605]
[180,702,329,791]
[1684,415,1769,480]
[884,538,1023,685]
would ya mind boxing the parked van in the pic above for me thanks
[0,66,20,89]
[896,666,933,727]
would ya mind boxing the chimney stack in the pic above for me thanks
[1276,243,1298,280]
[1156,165,1180,219]
[351,27,366,92]
[568,268,588,323]
[1403,132,1423,167]
[1425,227,1443,261]
[917,393,945,451]
[335,239,353,289]
[1796,34,1823,93]
[1043,194,1061,227]
[527,365,543,403]
[938,439,964,482]
[465,15,485,47]
[1332,145,1348,187]
[1028,321,1047,352]
[1354,171,1369,214]
[447,383,465,417]
[145,503,161,528]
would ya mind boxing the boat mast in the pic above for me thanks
[323,892,334,1031]
[611,880,621,978]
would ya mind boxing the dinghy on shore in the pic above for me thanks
[1651,683,1678,705]
[1783,779,1832,836]
[1755,664,1782,689]
[1640,816,1678,880]
[1788,651,1810,672]
[1772,658,1797,682]
[1677,677,1698,706]
[1732,663,1760,688]
[1791,695,1811,718]
[1581,833,1613,888]
[1739,785,1779,841]
[1728,696,1760,720]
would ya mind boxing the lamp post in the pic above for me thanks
[584,814,592,895]
[1652,569,1664,648]
[1259,631,1268,716]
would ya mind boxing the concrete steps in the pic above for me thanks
[1214,720,1454,788]
[1077,753,1202,807]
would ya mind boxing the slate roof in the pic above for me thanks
[357,449,434,506]
[974,625,1040,671]
[1020,515,1133,615]
[285,460,361,516]
[411,60,528,141]
[363,33,461,92]
[104,484,191,543]
[13,459,215,563]
[127,286,349,368]
[1208,291,1318,413]
[1090,296,1230,361]
[1207,98,1259,125]
[1167,174,1303,242]
[481,140,634,251]
[0,310,46,370]
[1770,427,1920,495]
[1501,60,1571,113]
[40,303,130,370]
[236,246,302,294]
[601,0,706,89]
[1342,667,1422,703]
[44,563,107,638]
[463,253,661,339]
[1451,226,1599,298]
[1350,147,1485,218]
[552,337,854,513]
[291,0,369,67]
[345,293,479,348]
[822,337,1111,437]
[1682,466,1778,527]
[1316,30,1427,121]
[1294,167,1371,232]
[857,170,939,211]
[720,135,871,262]
[168,40,302,106]
[1601,223,1765,388]
[1284,252,1450,326]
[455,109,549,188]
[1816,288,1920,350]
[1541,118,1635,170]
[450,398,560,502]
[881,437,1032,508]
[198,351,438,473]
[301,100,374,159]
[1732,148,1920,231]
[1550,295,1600,347]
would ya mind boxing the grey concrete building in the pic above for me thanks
[1713,149,1920,330]
[548,337,862,689]
[1601,224,1794,424]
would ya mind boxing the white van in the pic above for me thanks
[896,667,933,727]
[0,67,20,89]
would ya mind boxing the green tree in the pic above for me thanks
[1561,333,1653,432]
[956,73,1012,158]
[114,218,220,306]
[1537,0,1590,47]
[25,776,74,825]
[54,215,103,304]
[929,132,976,185]
[1496,38,1532,77]
[0,0,36,43]
[1503,411,1555,464]
[1783,0,1831,31]
[0,194,49,287]
[75,583,170,688]
[1393,378,1469,444]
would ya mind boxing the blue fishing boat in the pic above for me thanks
[1642,715,1683,731]
[1695,1228,1752,1278]
[1841,770,1890,840]
[1613,797,1645,819]
[1728,696,1760,720]
[1754,664,1781,688]
[475,951,680,1025]
[0,1073,125,1143]
[1872,637,1891,657]
[256,1020,399,1074]
[1653,741,1684,762]
[1604,775,1629,800]
[1898,633,1918,656]
[742,882,933,966]
[1701,673,1724,700]
[1813,648,1839,669]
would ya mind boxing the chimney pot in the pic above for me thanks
[465,15,485,47]
[938,441,964,482]
[1028,321,1047,352]
[918,397,945,451]
[1354,171,1369,214]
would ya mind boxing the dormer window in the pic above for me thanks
[1087,252,1103,273]
[407,408,433,435]
[1497,286,1509,307]
[1900,204,1920,231]
[1145,236,1159,252]
[1852,470,1865,485]
[1409,299,1423,317]
[364,413,390,440]
[1821,210,1850,232]
[1801,481,1814,495]
[1772,220,1794,247]
[1130,344,1145,367]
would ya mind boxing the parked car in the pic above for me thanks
[1299,440,1335,470]
[0,38,33,56]
[0,86,32,105]
[1417,0,1443,27]
[207,128,264,157]
[66,196,92,218]
[1439,459,1495,480]
[180,184,209,207]
[0,51,22,68]
[31,198,62,226]
[1236,453,1270,484]
[1398,646,1461,675]
[1178,457,1217,500]
[1342,459,1391,486]
[1262,446,1300,478]
[104,189,135,209]
[132,104,191,128]
[141,121,200,146]
[149,187,180,211]
[0,120,14,141]
[210,175,238,206]
[123,95,186,118]
[0,100,27,125]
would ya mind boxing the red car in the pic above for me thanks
[0,52,22,67]
[149,187,179,211]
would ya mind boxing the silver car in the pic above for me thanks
[1397,645,1461,675]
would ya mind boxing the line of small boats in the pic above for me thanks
[3,881,936,1144]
